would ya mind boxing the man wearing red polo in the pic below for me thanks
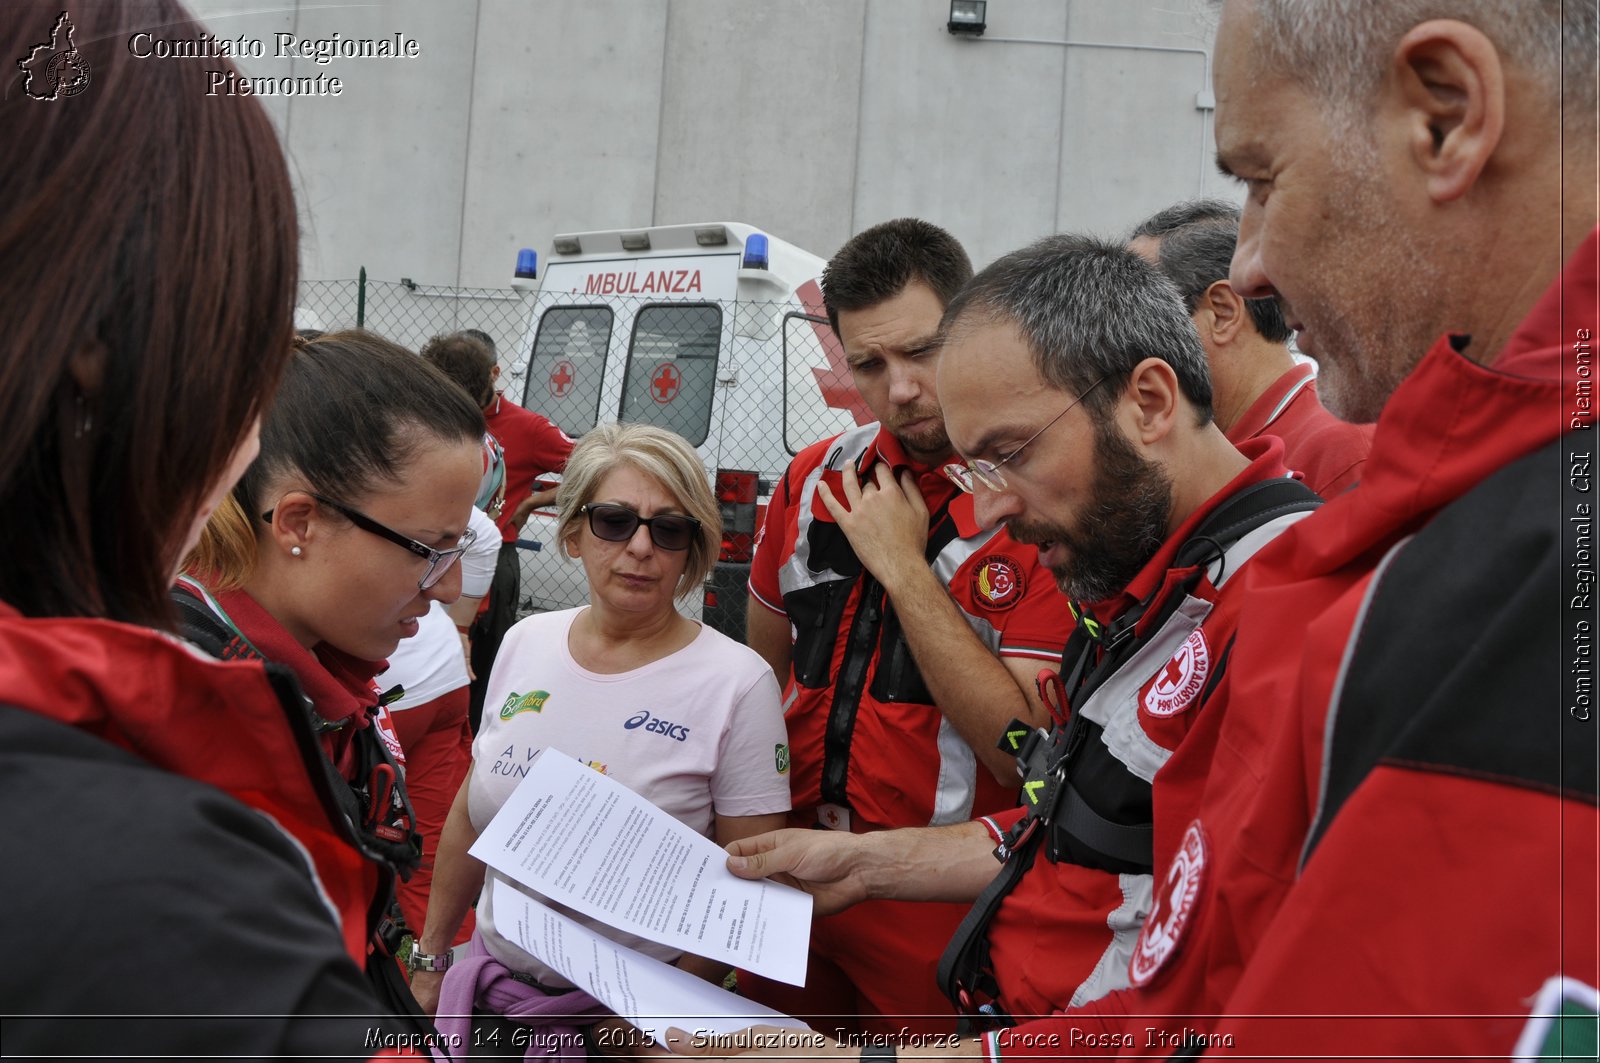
[743,219,1069,1035]
[1130,200,1372,498]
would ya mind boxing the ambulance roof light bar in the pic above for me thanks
[741,233,769,270]
[515,248,538,279]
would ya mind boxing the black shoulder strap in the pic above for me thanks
[171,583,262,662]
[1173,476,1324,572]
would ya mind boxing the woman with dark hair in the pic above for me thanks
[178,329,486,1009]
[0,2,424,1056]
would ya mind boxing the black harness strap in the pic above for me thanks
[936,477,1321,1023]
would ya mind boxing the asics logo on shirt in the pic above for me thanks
[623,709,691,742]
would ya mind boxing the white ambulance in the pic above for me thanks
[502,221,866,636]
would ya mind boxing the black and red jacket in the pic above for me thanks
[0,605,419,1058]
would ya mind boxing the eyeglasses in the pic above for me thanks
[582,503,701,552]
[262,495,478,590]
[943,376,1108,494]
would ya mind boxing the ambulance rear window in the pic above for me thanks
[524,305,612,436]
[619,303,721,446]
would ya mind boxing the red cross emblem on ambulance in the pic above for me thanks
[549,360,575,398]
[1142,628,1210,718]
[651,363,680,404]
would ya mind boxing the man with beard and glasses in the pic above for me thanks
[719,235,1321,1030]
[741,218,1073,1036]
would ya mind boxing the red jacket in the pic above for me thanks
[0,606,416,1057]
[985,231,1598,1061]
[976,439,1306,1017]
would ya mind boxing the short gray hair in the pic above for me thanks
[940,233,1214,424]
[1241,0,1595,131]
[555,423,721,599]
[1130,199,1292,344]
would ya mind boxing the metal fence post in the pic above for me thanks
[357,267,366,329]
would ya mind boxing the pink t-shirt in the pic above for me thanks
[469,607,792,980]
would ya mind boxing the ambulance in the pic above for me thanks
[502,221,865,638]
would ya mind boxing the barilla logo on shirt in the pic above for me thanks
[775,743,791,775]
[624,709,691,742]
[500,690,550,720]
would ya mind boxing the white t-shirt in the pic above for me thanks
[470,607,792,982]
[378,506,500,711]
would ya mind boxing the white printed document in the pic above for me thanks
[470,748,811,986]
[490,880,809,1046]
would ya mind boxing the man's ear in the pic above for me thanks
[1389,19,1505,202]
[1198,280,1248,346]
[1124,357,1182,445]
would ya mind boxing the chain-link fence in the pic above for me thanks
[297,274,864,629]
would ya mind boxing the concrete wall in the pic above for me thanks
[193,0,1238,288]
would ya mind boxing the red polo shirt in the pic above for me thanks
[1226,363,1372,497]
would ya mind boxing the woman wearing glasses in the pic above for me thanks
[177,329,485,1022]
[412,423,791,1051]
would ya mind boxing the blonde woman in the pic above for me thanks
[415,423,791,1053]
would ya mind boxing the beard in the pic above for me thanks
[887,402,951,462]
[1010,418,1173,602]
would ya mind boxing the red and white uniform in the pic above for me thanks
[981,231,1600,1061]
[746,422,1069,1032]
[974,439,1305,1018]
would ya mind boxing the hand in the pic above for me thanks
[724,830,870,916]
[409,967,445,1017]
[665,1024,844,1061]
[815,464,929,590]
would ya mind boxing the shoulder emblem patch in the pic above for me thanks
[973,554,1024,610]
[1142,629,1210,718]
[1129,819,1208,987]
[500,689,550,720]
[775,743,790,775]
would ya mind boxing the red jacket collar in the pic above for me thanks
[1249,225,1596,582]
[1086,435,1291,623]
[187,581,383,731]
[0,607,330,828]
[811,424,974,531]
[1227,363,1318,443]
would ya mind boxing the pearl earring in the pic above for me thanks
[291,546,303,557]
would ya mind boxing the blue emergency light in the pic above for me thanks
[741,233,769,270]
[515,248,538,279]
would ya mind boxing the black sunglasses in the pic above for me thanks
[582,503,700,552]
[262,494,477,590]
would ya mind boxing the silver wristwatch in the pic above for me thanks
[407,946,454,974]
